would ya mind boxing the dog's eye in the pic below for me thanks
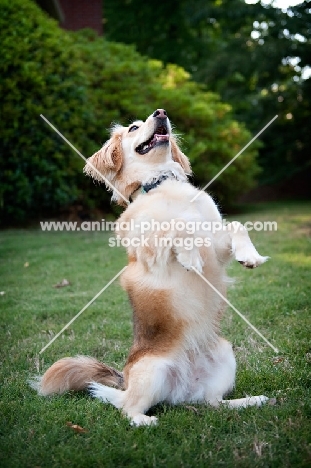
[129,125,139,133]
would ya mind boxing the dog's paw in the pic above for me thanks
[246,395,269,407]
[176,250,204,273]
[236,249,269,269]
[222,395,269,409]
[130,414,158,427]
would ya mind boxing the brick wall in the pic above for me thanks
[59,0,103,35]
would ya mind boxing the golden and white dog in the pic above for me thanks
[34,109,269,426]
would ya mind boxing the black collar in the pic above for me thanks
[130,174,175,202]
[141,174,170,194]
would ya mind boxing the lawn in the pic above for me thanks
[0,201,310,467]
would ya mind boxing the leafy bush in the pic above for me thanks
[0,0,98,223]
[0,0,259,224]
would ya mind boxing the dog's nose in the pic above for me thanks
[153,109,167,119]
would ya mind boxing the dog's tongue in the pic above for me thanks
[154,134,169,142]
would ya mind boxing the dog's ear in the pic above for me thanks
[84,132,123,182]
[171,137,192,175]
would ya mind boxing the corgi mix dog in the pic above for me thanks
[33,109,269,426]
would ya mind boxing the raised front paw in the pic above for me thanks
[236,248,269,269]
[176,249,204,273]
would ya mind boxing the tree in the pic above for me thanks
[104,0,311,186]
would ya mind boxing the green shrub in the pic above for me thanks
[0,0,259,224]
[0,0,103,223]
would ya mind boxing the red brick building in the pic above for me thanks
[36,0,103,35]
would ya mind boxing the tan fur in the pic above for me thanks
[170,136,191,174]
[35,356,124,395]
[86,131,123,177]
[122,287,185,386]
[34,109,269,425]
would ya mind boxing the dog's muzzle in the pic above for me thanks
[135,109,170,155]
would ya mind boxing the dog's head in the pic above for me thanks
[84,109,192,205]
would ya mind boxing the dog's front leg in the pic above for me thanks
[174,244,204,273]
[171,222,205,273]
[226,221,269,268]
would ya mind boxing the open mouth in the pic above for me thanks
[135,124,169,155]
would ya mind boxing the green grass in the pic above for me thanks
[0,202,310,467]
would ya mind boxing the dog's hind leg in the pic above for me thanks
[90,356,170,426]
[203,339,268,409]
[203,338,237,406]
[221,395,269,408]
[122,356,172,426]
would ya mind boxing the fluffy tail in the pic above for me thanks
[30,355,124,396]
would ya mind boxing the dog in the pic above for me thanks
[33,109,269,426]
